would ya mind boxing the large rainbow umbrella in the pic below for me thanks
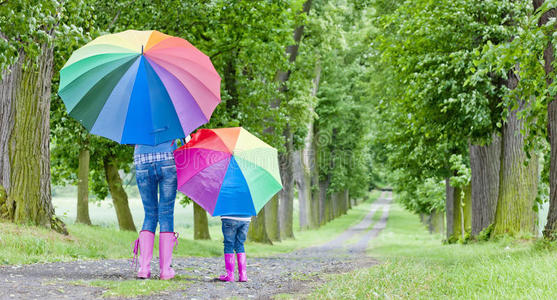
[174,127,283,216]
[58,30,221,145]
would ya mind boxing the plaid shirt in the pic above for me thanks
[133,152,174,165]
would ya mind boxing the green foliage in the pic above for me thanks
[478,223,495,241]
[369,0,524,214]
[310,0,376,197]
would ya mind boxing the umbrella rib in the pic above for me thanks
[144,57,212,123]
[59,53,139,94]
[177,151,231,184]
[145,48,219,76]
[144,55,221,101]
[234,156,283,188]
[62,56,140,116]
[62,44,138,69]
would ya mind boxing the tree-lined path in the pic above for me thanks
[0,193,392,299]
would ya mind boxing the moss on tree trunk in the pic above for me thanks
[193,202,210,240]
[494,72,538,237]
[103,153,136,231]
[293,149,311,229]
[248,208,272,244]
[279,137,295,239]
[429,210,445,235]
[452,184,471,240]
[0,47,67,234]
[76,146,92,225]
[265,195,281,241]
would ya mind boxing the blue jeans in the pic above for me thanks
[135,159,177,233]
[222,219,250,254]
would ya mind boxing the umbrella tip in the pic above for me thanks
[141,45,144,55]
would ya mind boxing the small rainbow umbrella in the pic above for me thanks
[58,30,221,145]
[174,127,283,216]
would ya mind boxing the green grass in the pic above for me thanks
[72,275,193,297]
[310,203,557,299]
[0,190,382,265]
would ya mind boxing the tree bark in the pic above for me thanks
[470,134,501,236]
[0,47,67,234]
[429,210,445,234]
[293,149,310,229]
[493,70,538,236]
[310,126,321,227]
[445,177,455,240]
[345,189,351,210]
[248,208,272,244]
[103,153,136,231]
[319,179,330,225]
[265,194,281,241]
[193,202,211,240]
[295,64,321,230]
[535,0,557,239]
[76,146,92,225]
[279,128,295,239]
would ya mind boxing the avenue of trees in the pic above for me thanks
[6,0,557,246]
[372,0,557,242]
[0,0,375,243]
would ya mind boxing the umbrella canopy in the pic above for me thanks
[174,127,282,216]
[58,30,221,145]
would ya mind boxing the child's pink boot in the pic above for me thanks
[237,253,247,282]
[218,253,235,282]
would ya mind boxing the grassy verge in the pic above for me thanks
[0,190,381,265]
[71,275,193,297]
[310,203,557,299]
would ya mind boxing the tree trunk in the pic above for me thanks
[320,179,330,224]
[331,191,339,219]
[429,210,445,234]
[265,195,281,241]
[193,202,211,240]
[279,129,295,239]
[310,121,321,227]
[248,208,272,244]
[493,71,538,236]
[445,177,455,240]
[535,0,557,239]
[470,134,501,236]
[295,64,321,230]
[103,153,136,231]
[345,189,351,210]
[293,149,311,229]
[0,47,67,234]
[76,146,92,225]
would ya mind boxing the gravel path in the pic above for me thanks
[0,192,392,300]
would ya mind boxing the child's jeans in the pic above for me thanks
[222,219,250,254]
[135,159,177,233]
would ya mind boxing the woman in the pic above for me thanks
[132,140,178,280]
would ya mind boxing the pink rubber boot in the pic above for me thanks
[132,230,155,279]
[237,253,247,282]
[218,253,235,282]
[159,232,178,280]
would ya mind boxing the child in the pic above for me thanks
[218,214,251,282]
